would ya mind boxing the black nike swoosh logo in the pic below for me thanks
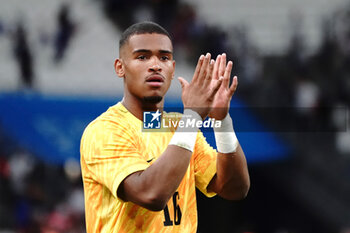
[147,158,154,163]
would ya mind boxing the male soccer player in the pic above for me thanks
[80,21,250,233]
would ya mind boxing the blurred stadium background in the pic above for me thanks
[0,0,350,232]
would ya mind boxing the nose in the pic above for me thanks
[149,57,162,72]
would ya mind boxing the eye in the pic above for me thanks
[137,55,147,60]
[161,56,170,61]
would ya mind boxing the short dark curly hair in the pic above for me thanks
[119,21,172,49]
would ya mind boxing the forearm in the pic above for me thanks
[207,114,250,200]
[208,145,250,200]
[120,145,192,211]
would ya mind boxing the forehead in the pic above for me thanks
[122,33,173,55]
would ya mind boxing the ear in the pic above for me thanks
[114,59,125,77]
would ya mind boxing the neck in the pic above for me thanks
[122,94,164,121]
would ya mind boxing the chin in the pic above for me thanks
[143,96,163,104]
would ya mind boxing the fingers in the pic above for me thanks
[209,76,223,99]
[229,76,238,95]
[191,52,237,97]
[218,53,226,78]
[204,59,215,85]
[212,54,221,80]
[213,53,230,81]
[223,61,233,88]
[192,55,205,83]
[197,53,211,83]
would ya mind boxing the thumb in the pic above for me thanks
[178,77,189,90]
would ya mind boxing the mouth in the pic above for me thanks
[145,74,164,87]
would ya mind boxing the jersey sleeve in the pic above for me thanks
[193,131,218,197]
[81,120,149,201]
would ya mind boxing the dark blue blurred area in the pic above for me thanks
[0,92,290,165]
[0,92,115,164]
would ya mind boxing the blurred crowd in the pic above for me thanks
[103,0,229,63]
[0,3,76,90]
[102,0,350,153]
[0,0,350,232]
[0,130,84,233]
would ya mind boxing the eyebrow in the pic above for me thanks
[132,49,173,55]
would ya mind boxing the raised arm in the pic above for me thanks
[207,53,250,200]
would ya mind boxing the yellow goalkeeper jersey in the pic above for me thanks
[80,102,217,233]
